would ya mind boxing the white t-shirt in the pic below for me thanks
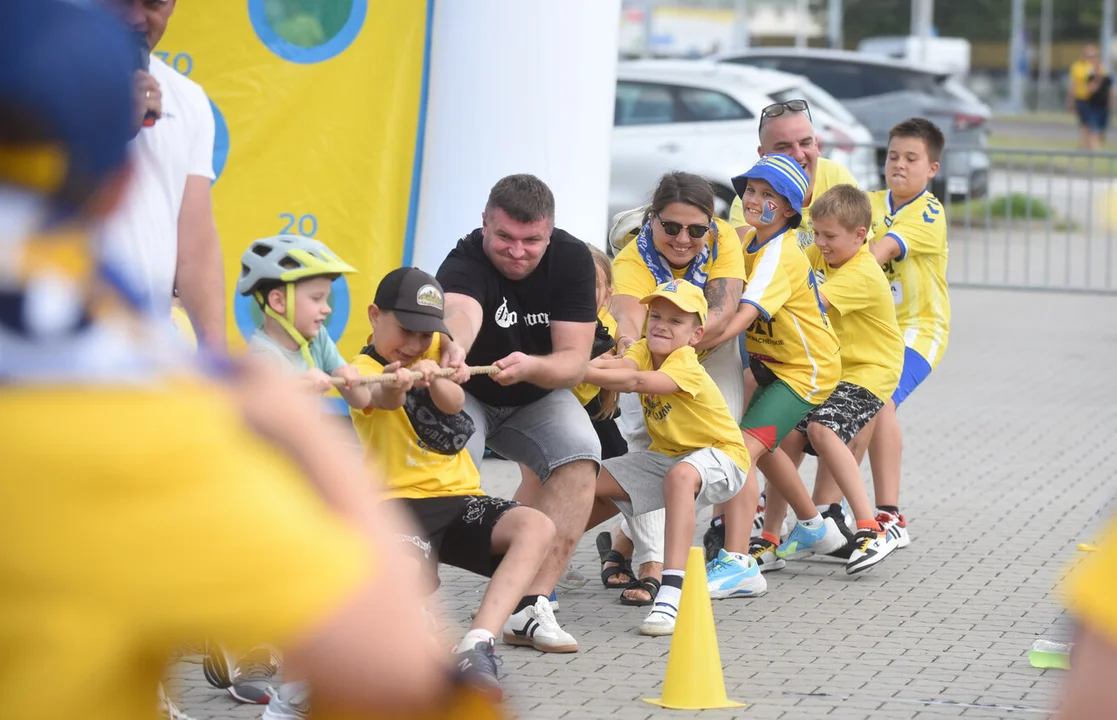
[102,56,216,317]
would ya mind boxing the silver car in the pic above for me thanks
[716,47,992,200]
[610,60,878,229]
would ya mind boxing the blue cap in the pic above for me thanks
[731,154,810,215]
[0,0,135,211]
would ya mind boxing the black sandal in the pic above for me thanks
[619,577,661,606]
[596,531,634,589]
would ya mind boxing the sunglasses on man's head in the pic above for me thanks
[759,99,812,128]
[656,213,710,240]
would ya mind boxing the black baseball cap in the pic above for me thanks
[373,267,453,338]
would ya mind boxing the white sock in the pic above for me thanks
[653,585,683,619]
[727,551,750,564]
[651,569,686,617]
[801,514,824,529]
[456,628,494,653]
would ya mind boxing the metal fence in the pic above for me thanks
[829,144,1117,295]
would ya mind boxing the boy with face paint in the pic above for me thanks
[700,155,845,594]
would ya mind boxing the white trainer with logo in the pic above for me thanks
[501,596,578,653]
[846,529,898,575]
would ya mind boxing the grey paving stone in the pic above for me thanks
[166,287,1109,719]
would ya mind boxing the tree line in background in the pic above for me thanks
[827,0,1103,43]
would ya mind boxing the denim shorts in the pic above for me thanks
[1076,100,1109,132]
[463,388,601,482]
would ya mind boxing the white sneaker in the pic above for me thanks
[639,610,677,637]
[877,510,911,548]
[556,564,588,590]
[748,538,786,573]
[501,596,578,653]
[706,549,767,599]
[262,681,310,720]
[777,519,846,560]
[472,592,557,620]
[157,683,198,720]
[846,529,897,575]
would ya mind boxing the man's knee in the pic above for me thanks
[545,458,598,489]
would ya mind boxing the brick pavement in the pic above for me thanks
[170,287,1117,719]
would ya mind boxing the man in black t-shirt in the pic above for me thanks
[436,174,599,654]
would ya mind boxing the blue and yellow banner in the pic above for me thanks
[161,0,432,357]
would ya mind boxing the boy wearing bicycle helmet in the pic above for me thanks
[237,235,370,400]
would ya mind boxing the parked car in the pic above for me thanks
[715,47,992,200]
[610,60,878,236]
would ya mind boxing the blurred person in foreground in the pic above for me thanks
[1060,515,1117,719]
[0,2,499,719]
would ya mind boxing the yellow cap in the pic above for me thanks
[640,279,708,325]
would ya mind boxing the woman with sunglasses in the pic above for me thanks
[596,171,747,606]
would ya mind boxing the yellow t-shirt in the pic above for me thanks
[868,189,951,368]
[611,217,745,300]
[1070,59,1100,100]
[350,333,483,499]
[572,306,619,406]
[741,226,841,404]
[0,380,371,720]
[805,243,904,402]
[1066,515,1117,648]
[170,304,197,351]
[624,340,751,472]
[729,157,858,248]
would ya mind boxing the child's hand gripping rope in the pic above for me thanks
[329,365,501,388]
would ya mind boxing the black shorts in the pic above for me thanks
[389,495,519,579]
[795,381,884,456]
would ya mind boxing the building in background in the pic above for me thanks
[620,0,821,58]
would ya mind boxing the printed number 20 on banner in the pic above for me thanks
[280,213,318,237]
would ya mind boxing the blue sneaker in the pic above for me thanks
[777,519,845,560]
[548,589,560,612]
[705,549,767,599]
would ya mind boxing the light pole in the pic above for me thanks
[1008,0,1026,114]
[910,0,934,66]
[828,0,843,50]
[1038,0,1053,110]
[732,0,750,51]
[1103,0,1115,73]
[795,0,809,48]
[910,0,933,36]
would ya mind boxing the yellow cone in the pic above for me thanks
[644,546,745,710]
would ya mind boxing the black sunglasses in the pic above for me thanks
[656,213,710,240]
[759,99,812,128]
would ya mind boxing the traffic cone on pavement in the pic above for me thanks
[644,546,745,710]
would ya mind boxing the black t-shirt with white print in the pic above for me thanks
[436,227,597,407]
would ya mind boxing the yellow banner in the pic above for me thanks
[160,0,431,357]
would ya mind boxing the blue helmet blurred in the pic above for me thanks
[0,0,135,213]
